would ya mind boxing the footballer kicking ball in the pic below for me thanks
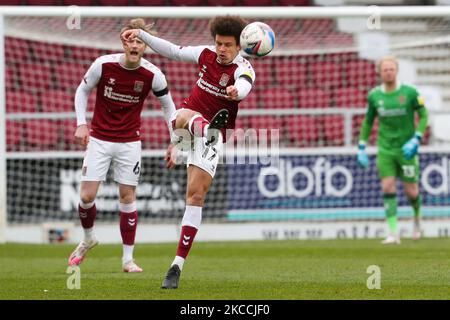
[240,22,275,58]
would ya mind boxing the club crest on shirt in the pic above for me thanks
[134,80,144,92]
[108,78,116,85]
[398,95,406,104]
[219,73,230,87]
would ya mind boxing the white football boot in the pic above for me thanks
[381,234,401,244]
[68,236,99,266]
[122,259,143,273]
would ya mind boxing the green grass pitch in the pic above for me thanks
[1,239,449,300]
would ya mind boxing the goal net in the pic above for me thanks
[2,7,450,237]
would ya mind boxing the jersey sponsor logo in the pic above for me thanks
[196,78,228,98]
[104,86,140,104]
[108,78,116,85]
[134,80,144,93]
[378,107,407,117]
[219,73,230,87]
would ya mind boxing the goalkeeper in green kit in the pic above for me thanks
[357,56,428,244]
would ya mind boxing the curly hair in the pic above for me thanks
[209,15,248,45]
[120,18,156,37]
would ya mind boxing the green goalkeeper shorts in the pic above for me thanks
[376,150,420,183]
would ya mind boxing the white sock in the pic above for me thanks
[83,227,95,242]
[123,245,134,264]
[172,256,185,271]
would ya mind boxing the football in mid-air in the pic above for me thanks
[240,22,275,58]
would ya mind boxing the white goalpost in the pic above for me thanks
[1,5,450,244]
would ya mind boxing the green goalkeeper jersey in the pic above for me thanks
[359,83,428,154]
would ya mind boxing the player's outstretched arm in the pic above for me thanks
[122,28,203,64]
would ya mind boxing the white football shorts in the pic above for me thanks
[187,134,223,178]
[81,136,142,186]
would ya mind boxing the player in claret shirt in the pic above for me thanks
[357,56,428,245]
[122,15,256,289]
[68,19,177,272]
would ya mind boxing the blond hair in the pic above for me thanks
[120,18,156,36]
[377,55,399,73]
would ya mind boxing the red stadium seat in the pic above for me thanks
[296,88,331,108]
[250,59,274,88]
[248,115,283,144]
[5,66,18,91]
[55,62,87,91]
[6,91,39,113]
[63,0,95,4]
[27,0,59,4]
[310,61,342,89]
[239,90,259,110]
[205,0,237,5]
[171,0,203,5]
[346,60,378,89]
[25,119,60,148]
[169,89,189,109]
[67,46,103,64]
[275,57,308,89]
[61,119,77,149]
[141,117,170,149]
[300,19,335,34]
[97,0,129,5]
[260,19,299,36]
[0,0,21,4]
[41,90,74,113]
[352,114,378,145]
[278,0,309,5]
[261,87,295,109]
[322,115,344,146]
[164,61,199,91]
[5,37,30,63]
[134,0,166,5]
[241,0,273,5]
[333,87,367,108]
[6,120,23,151]
[285,115,319,147]
[30,40,65,63]
[153,18,191,34]
[321,32,354,49]
[19,63,53,92]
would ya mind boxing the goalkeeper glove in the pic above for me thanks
[357,143,369,168]
[402,133,421,160]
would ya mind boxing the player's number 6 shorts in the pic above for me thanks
[81,136,142,186]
